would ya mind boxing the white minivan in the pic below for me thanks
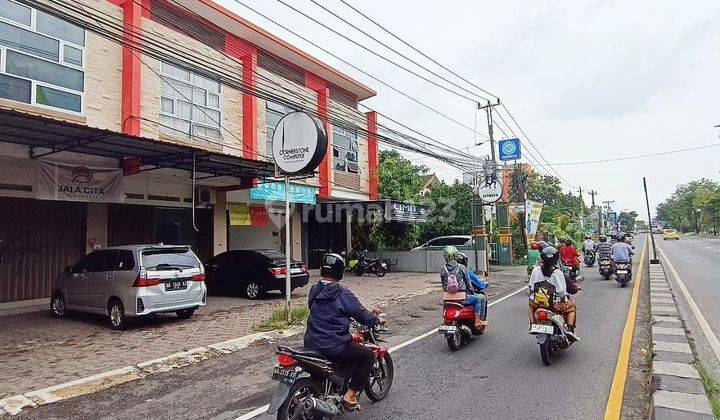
[51,245,207,329]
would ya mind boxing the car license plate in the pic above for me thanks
[290,268,302,274]
[165,280,187,291]
[616,270,628,274]
[272,366,299,385]
[529,324,554,334]
[438,325,457,334]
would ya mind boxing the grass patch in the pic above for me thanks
[643,344,655,367]
[255,306,309,331]
[695,362,720,419]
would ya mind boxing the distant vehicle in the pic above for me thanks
[663,229,680,240]
[205,249,309,299]
[51,245,206,330]
[412,235,472,251]
[652,228,663,235]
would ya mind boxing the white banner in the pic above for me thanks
[37,161,124,203]
[525,199,544,237]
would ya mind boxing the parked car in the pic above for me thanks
[204,249,309,299]
[663,229,680,240]
[50,245,207,330]
[412,235,472,251]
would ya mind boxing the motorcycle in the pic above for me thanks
[615,262,632,287]
[268,321,393,419]
[352,252,387,277]
[583,250,595,267]
[598,257,613,280]
[529,307,576,366]
[438,291,487,351]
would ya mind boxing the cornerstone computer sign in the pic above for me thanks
[271,111,327,174]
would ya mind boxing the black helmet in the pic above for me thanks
[540,246,560,267]
[321,253,345,281]
[599,235,607,242]
[457,252,469,266]
[617,233,626,242]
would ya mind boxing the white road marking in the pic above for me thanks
[658,246,720,364]
[235,285,529,420]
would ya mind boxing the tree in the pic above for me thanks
[618,211,638,234]
[657,179,720,234]
[418,181,473,244]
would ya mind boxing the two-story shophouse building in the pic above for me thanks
[0,0,380,310]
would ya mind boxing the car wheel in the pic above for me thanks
[50,292,66,318]
[245,281,262,300]
[108,299,128,330]
[176,307,196,319]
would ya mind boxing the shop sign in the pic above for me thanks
[36,161,124,202]
[385,200,428,222]
[271,111,327,175]
[498,138,521,161]
[229,204,269,226]
[477,158,503,204]
[525,200,544,236]
[250,181,317,204]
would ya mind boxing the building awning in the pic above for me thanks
[0,108,275,179]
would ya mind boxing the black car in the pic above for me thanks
[205,250,310,299]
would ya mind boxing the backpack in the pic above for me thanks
[532,280,557,310]
[441,264,462,293]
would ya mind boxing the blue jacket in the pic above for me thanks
[468,270,488,290]
[304,281,379,356]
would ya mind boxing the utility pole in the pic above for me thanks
[589,190,599,236]
[643,177,660,263]
[602,200,615,234]
[476,99,502,273]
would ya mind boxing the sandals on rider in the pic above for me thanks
[341,398,363,412]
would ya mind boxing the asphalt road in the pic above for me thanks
[252,239,645,420]
[656,234,720,342]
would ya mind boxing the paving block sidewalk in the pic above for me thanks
[0,271,442,401]
[649,262,715,419]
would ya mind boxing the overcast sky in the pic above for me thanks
[216,0,720,218]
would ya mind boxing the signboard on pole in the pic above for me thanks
[477,158,503,204]
[271,111,327,175]
[498,138,521,161]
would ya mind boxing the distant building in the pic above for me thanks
[419,174,440,196]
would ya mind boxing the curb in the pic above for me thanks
[0,327,304,417]
[649,262,715,419]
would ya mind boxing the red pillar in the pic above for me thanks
[119,0,143,136]
[306,75,331,199]
[366,111,378,200]
[225,34,258,160]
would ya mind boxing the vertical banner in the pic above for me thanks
[250,205,269,226]
[525,200,544,240]
[36,161,124,202]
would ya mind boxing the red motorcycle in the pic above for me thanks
[267,322,394,419]
[438,292,486,351]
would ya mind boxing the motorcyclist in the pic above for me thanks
[560,239,580,269]
[528,246,579,341]
[457,253,488,324]
[596,235,612,259]
[304,253,386,412]
[611,234,635,267]
[582,236,596,254]
[441,246,487,330]
[527,242,542,275]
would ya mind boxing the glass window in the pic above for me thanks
[141,248,200,270]
[63,44,82,66]
[0,0,31,26]
[0,21,59,61]
[36,10,85,46]
[0,73,30,103]
[160,97,174,113]
[266,101,296,158]
[116,250,135,271]
[74,251,102,273]
[35,85,81,112]
[332,124,359,173]
[160,61,222,142]
[6,50,84,91]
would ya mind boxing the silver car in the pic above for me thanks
[50,245,207,329]
[412,235,473,251]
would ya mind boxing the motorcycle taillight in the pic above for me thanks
[277,354,296,367]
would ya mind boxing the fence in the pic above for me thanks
[367,249,489,273]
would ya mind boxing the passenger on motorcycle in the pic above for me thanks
[528,246,579,341]
[596,235,612,259]
[456,252,488,321]
[441,246,487,330]
[582,236,596,254]
[303,253,386,412]
[560,239,580,269]
[611,234,634,264]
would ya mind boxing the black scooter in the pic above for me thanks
[352,252,388,277]
[583,250,596,267]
